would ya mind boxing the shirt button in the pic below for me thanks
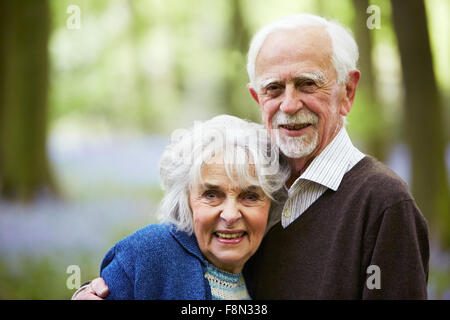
[283,209,291,218]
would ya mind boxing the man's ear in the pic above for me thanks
[340,70,360,116]
[247,83,260,105]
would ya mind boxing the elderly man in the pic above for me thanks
[242,14,428,299]
[74,14,428,300]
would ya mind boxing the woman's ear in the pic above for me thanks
[340,70,360,116]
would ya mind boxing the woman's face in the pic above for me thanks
[189,162,271,274]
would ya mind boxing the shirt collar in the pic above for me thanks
[290,127,357,191]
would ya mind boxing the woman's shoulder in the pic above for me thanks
[100,224,178,278]
[101,223,208,299]
[132,223,173,240]
[114,223,177,255]
[100,223,189,299]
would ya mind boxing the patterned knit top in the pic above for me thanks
[204,262,251,300]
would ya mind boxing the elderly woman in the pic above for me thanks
[97,115,289,299]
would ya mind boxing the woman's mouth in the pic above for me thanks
[215,231,245,239]
[214,231,247,244]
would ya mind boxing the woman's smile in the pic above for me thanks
[214,230,247,244]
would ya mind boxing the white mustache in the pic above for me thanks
[272,110,319,127]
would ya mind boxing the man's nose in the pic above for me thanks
[279,85,303,115]
[219,200,242,225]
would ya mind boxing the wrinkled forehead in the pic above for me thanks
[255,26,334,79]
[200,158,257,179]
[196,156,259,189]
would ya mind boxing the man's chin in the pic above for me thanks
[280,148,312,159]
[278,137,318,159]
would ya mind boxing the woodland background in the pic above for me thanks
[0,0,449,299]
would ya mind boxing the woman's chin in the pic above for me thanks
[208,250,249,273]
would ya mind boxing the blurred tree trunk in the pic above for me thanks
[391,0,450,248]
[0,1,6,187]
[0,0,57,202]
[222,0,256,121]
[352,0,388,162]
[228,0,249,55]
[127,0,152,131]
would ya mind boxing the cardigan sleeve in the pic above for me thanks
[362,199,429,299]
[100,245,134,299]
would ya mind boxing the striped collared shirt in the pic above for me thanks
[280,127,365,228]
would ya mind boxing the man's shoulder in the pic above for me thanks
[346,156,413,200]
[340,156,427,227]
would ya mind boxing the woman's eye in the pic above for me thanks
[203,190,225,202]
[204,191,217,199]
[242,192,260,201]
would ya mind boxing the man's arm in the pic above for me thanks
[362,199,429,299]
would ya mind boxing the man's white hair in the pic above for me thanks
[247,14,359,88]
[157,115,290,235]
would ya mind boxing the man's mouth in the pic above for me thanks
[279,123,312,130]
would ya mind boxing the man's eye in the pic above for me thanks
[299,80,318,93]
[265,84,283,95]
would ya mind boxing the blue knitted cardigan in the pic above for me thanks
[100,223,212,299]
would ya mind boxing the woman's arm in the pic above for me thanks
[99,245,135,299]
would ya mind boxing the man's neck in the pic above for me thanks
[286,156,314,188]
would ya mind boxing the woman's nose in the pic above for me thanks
[219,200,242,225]
[279,85,303,115]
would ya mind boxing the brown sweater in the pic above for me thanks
[244,156,429,299]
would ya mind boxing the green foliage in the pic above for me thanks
[0,253,99,299]
[428,266,450,299]
[47,0,449,136]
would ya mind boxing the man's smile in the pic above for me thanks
[278,123,314,136]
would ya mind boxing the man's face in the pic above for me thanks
[249,26,354,161]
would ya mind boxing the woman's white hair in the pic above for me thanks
[247,14,359,88]
[157,115,290,234]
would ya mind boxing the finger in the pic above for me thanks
[90,277,110,297]
[74,290,104,300]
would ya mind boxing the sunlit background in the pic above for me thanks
[0,0,449,299]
